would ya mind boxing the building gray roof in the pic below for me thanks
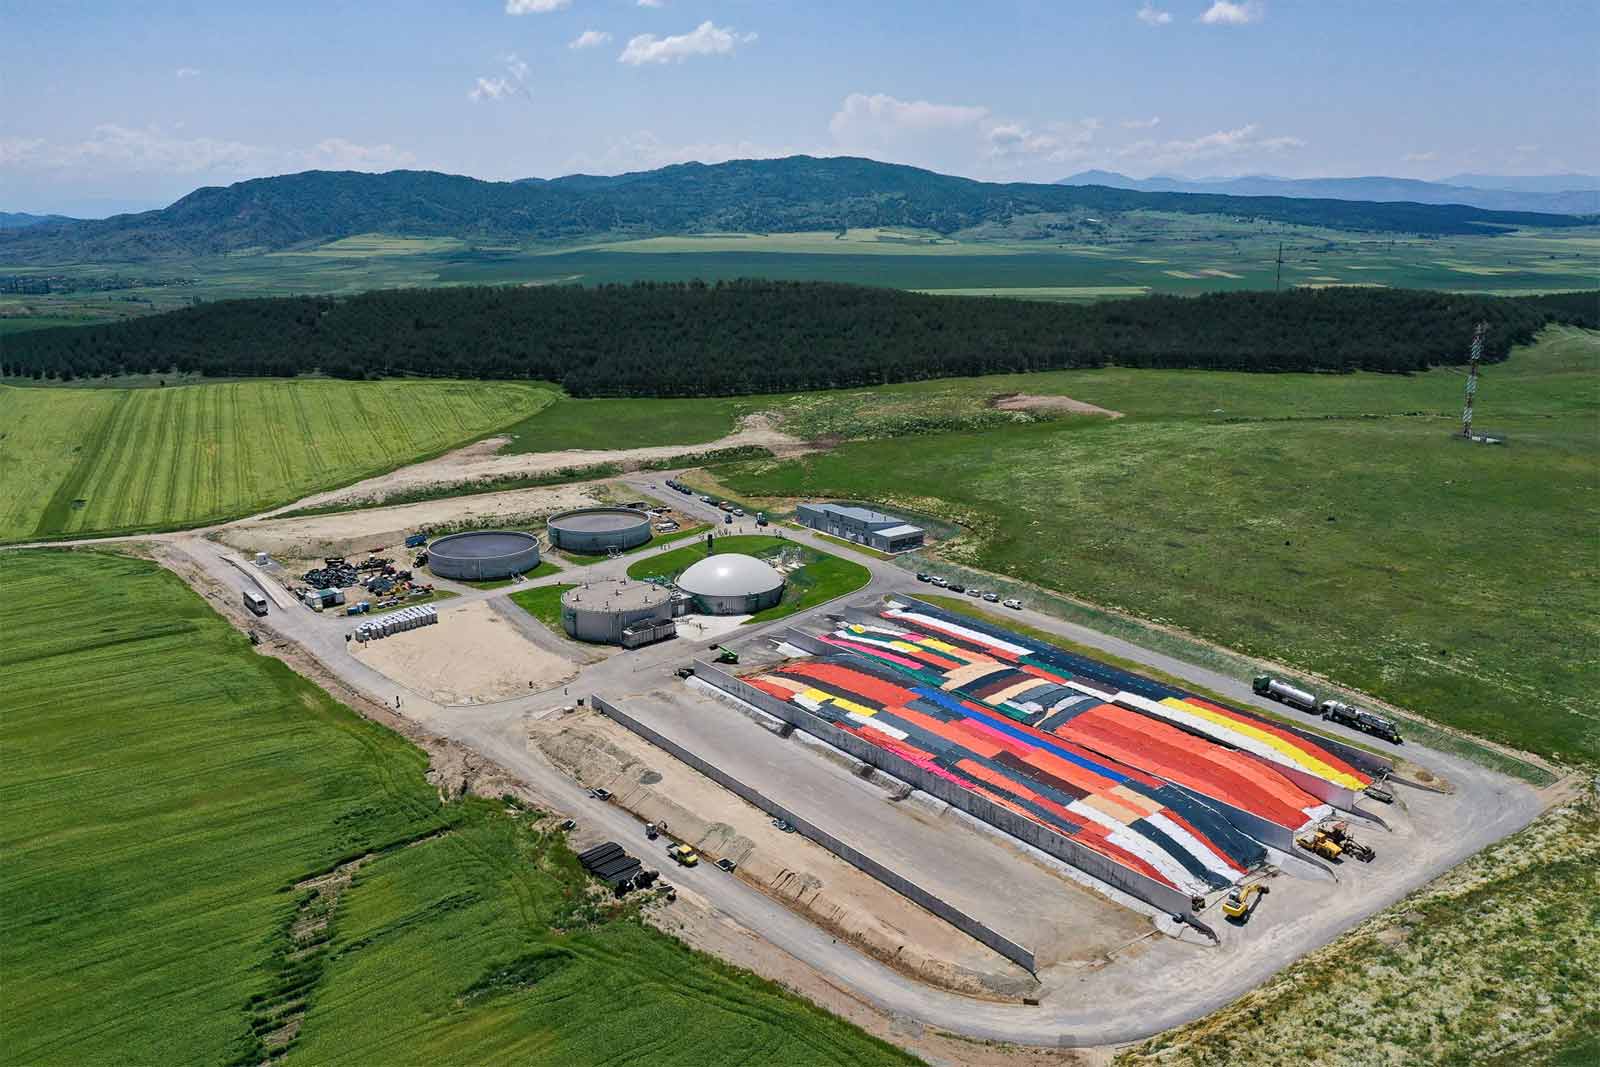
[875,524,923,538]
[804,502,902,526]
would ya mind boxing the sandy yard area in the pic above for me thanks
[266,413,806,515]
[352,600,577,705]
[530,709,1038,998]
[219,483,603,561]
[991,393,1124,419]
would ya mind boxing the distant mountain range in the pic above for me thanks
[1056,170,1600,215]
[0,211,79,230]
[1,156,1592,264]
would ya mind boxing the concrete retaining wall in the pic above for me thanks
[690,661,1215,937]
[591,693,1038,974]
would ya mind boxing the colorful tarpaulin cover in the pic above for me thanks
[879,603,1371,793]
[747,652,1267,896]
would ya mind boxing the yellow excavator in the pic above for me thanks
[1221,883,1268,922]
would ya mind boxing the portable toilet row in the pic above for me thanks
[354,604,438,641]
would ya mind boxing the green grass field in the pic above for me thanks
[626,534,871,622]
[508,583,575,633]
[713,327,1600,764]
[500,395,753,453]
[0,551,915,1066]
[0,378,554,542]
[5,218,1591,334]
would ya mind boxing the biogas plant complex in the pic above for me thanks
[240,490,1475,1028]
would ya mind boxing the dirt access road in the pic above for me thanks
[265,413,805,516]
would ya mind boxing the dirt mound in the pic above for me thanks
[219,483,602,561]
[991,393,1123,418]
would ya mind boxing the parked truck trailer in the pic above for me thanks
[1252,674,1317,712]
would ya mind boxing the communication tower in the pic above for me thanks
[1462,321,1487,438]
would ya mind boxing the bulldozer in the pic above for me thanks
[1296,828,1343,860]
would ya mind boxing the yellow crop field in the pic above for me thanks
[0,378,554,541]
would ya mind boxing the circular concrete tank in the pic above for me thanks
[426,530,541,581]
[675,553,785,615]
[561,579,674,644]
[546,507,652,554]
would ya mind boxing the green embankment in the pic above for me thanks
[0,378,554,543]
[509,583,576,634]
[716,327,1600,764]
[627,534,871,622]
[0,551,915,1066]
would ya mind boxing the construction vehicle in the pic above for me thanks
[1253,674,1317,712]
[1296,828,1343,860]
[667,843,699,867]
[1321,700,1403,745]
[710,644,739,665]
[1364,780,1395,804]
[405,533,428,548]
[1221,883,1269,922]
[1321,820,1375,862]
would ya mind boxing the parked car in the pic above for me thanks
[700,495,714,503]
[755,515,769,527]
[966,587,983,597]
[947,583,965,594]
[732,507,745,516]
[1002,598,1023,610]
[928,576,947,587]
[982,592,1000,602]
[915,572,930,582]
[724,514,733,524]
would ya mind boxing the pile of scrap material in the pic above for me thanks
[747,655,1266,897]
[879,603,1372,795]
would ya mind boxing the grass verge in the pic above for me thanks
[509,583,576,634]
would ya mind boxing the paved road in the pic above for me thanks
[16,467,1554,1047]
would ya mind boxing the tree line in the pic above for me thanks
[4,281,1592,395]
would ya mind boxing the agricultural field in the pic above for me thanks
[1117,797,1600,1067]
[626,533,871,622]
[0,550,916,1066]
[3,217,1592,334]
[0,378,554,542]
[711,327,1600,765]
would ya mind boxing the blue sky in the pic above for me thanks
[3,0,1596,216]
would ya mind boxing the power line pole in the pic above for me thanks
[1274,242,1284,293]
[1462,321,1486,438]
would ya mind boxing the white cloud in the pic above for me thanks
[0,125,413,176]
[468,76,514,102]
[637,0,665,6]
[504,53,529,81]
[505,0,569,13]
[175,67,201,79]
[1118,123,1303,167]
[828,93,990,138]
[1199,1,1263,25]
[569,30,612,50]
[1136,5,1172,26]
[984,118,1101,166]
[1403,151,1437,163]
[618,21,754,65]
[1121,116,1161,130]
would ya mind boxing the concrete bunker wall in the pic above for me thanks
[590,693,1038,974]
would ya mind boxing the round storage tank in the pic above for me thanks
[561,579,675,644]
[426,530,541,581]
[675,553,785,615]
[546,507,652,554]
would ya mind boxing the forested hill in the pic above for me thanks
[7,283,1593,396]
[2,156,1590,264]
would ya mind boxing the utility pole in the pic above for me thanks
[1274,242,1285,293]
[1462,321,1487,438]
